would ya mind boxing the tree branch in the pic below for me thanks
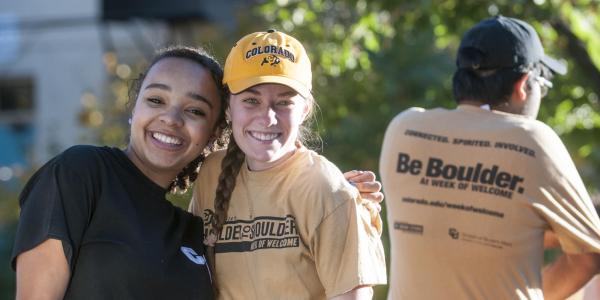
[551,18,600,97]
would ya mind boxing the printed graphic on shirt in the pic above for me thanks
[394,221,424,234]
[400,196,505,218]
[181,247,207,265]
[447,227,513,249]
[202,209,300,253]
[396,152,525,200]
[404,129,536,158]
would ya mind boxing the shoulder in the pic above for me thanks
[26,145,111,185]
[196,149,226,187]
[390,107,426,123]
[294,149,358,208]
[52,145,114,168]
[386,107,448,129]
[19,145,108,205]
[523,119,562,143]
[201,149,226,173]
[191,150,226,214]
[501,118,565,153]
[27,145,109,180]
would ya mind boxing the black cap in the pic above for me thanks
[457,16,567,75]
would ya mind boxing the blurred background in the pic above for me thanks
[0,0,599,298]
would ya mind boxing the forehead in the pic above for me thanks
[143,57,221,103]
[245,83,298,95]
[145,57,209,82]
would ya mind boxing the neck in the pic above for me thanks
[459,99,523,115]
[124,146,176,189]
[246,146,298,172]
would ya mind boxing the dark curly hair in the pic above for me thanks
[128,46,231,193]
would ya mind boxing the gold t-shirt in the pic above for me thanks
[380,105,600,300]
[191,147,386,299]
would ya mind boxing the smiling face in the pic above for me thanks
[229,83,309,171]
[126,57,222,187]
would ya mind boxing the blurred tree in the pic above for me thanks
[0,177,29,299]
[255,1,600,299]
[255,0,600,191]
[3,1,599,299]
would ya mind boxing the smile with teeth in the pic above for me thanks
[152,132,183,145]
[248,131,281,141]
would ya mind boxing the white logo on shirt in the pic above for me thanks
[180,246,206,265]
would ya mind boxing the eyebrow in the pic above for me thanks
[145,83,171,91]
[144,82,213,109]
[244,87,299,98]
[187,92,214,109]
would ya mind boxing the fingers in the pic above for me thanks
[343,170,364,181]
[344,170,384,203]
[360,191,385,204]
[352,175,381,194]
[346,170,376,182]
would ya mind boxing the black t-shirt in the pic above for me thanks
[12,145,214,300]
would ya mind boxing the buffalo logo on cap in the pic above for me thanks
[261,54,281,66]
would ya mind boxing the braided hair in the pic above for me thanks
[211,91,318,237]
[211,138,245,236]
[207,86,319,293]
[128,46,231,194]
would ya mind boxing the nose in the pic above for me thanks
[259,106,277,127]
[159,107,184,127]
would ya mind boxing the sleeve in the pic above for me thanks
[531,127,600,254]
[312,197,387,298]
[11,153,94,271]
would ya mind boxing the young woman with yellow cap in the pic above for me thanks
[190,30,387,299]
[12,44,382,299]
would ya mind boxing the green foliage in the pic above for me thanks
[257,0,600,191]
[256,1,600,298]
[2,1,599,298]
[0,181,28,300]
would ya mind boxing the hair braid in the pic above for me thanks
[168,153,205,194]
[212,138,245,236]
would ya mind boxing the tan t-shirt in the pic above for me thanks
[380,105,600,300]
[191,147,386,300]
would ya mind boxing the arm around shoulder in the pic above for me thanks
[16,238,70,300]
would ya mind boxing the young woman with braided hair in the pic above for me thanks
[191,30,387,299]
[12,44,382,299]
[12,46,229,299]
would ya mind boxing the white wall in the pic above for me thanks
[0,0,168,164]
[0,0,241,166]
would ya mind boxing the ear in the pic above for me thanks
[225,106,231,121]
[300,98,312,122]
[512,73,530,102]
[302,104,310,121]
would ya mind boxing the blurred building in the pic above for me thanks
[0,0,242,184]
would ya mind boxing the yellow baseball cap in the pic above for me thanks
[223,30,312,98]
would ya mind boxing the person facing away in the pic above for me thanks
[190,30,387,300]
[379,16,600,300]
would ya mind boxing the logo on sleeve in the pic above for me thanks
[180,246,207,265]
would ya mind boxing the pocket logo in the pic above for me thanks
[181,246,207,265]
